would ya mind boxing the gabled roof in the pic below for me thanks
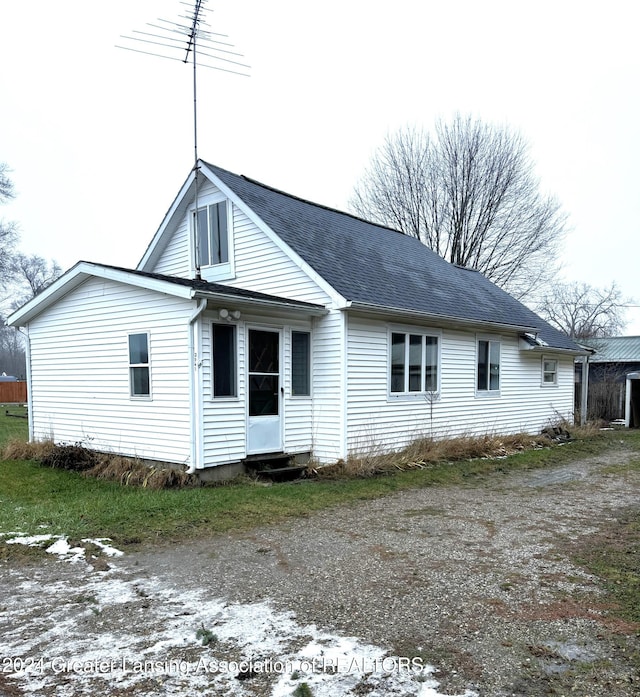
[7,262,325,326]
[586,336,640,363]
[201,161,581,352]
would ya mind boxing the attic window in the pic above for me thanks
[196,201,229,268]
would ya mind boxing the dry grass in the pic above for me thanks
[314,432,554,479]
[2,438,56,462]
[85,456,197,489]
[1,438,197,490]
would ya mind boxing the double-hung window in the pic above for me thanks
[196,201,229,268]
[477,339,500,392]
[390,331,439,395]
[542,356,558,386]
[212,323,236,398]
[129,333,150,398]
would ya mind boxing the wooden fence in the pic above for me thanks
[0,381,27,403]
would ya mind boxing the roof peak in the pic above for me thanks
[203,160,406,237]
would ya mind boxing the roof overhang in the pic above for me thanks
[7,261,327,327]
[345,301,587,354]
[344,300,538,334]
[192,289,327,317]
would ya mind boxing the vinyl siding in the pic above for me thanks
[310,310,345,462]
[151,179,219,277]
[153,216,190,277]
[198,314,316,467]
[346,315,575,454]
[149,185,331,306]
[224,207,331,305]
[26,276,193,464]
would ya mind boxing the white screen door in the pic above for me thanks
[247,329,282,453]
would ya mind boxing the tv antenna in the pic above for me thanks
[117,0,250,275]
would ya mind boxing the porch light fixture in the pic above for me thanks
[217,308,241,321]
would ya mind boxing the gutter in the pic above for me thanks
[187,298,207,474]
[193,290,327,316]
[343,300,539,335]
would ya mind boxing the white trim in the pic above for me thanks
[7,261,327,328]
[187,299,207,473]
[198,162,346,308]
[211,322,239,400]
[128,331,152,400]
[7,262,195,326]
[387,325,442,400]
[190,195,236,282]
[138,168,197,270]
[290,329,312,398]
[347,301,538,335]
[475,335,502,397]
[541,355,559,387]
[23,327,34,442]
[245,324,284,455]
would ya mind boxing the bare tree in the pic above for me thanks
[9,253,62,307]
[536,281,630,339]
[1,162,19,286]
[0,318,26,378]
[351,115,567,299]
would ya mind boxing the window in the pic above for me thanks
[129,333,150,398]
[196,201,228,268]
[542,357,558,385]
[477,339,500,392]
[390,332,439,394]
[291,331,311,396]
[212,324,236,397]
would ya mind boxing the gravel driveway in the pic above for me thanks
[2,444,639,696]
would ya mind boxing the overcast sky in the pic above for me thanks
[1,0,638,331]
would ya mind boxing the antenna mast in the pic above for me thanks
[117,1,250,277]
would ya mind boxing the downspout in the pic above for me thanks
[580,355,590,426]
[19,327,34,442]
[187,298,207,474]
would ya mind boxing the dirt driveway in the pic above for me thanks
[1,445,639,696]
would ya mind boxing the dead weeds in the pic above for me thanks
[314,432,553,479]
[1,438,197,489]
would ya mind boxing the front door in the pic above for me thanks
[247,328,282,454]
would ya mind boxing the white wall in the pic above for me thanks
[198,312,318,467]
[346,314,575,455]
[26,276,194,464]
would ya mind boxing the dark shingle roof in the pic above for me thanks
[205,161,580,352]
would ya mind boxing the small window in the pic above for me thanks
[129,333,150,397]
[390,331,439,394]
[291,331,311,396]
[212,324,236,397]
[196,201,228,268]
[477,339,500,392]
[542,357,558,385]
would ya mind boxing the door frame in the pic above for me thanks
[246,324,284,455]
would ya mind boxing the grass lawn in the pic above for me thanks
[2,407,640,550]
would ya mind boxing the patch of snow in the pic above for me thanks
[2,533,124,562]
[85,538,124,557]
[46,537,86,562]
[0,562,478,697]
[6,534,56,546]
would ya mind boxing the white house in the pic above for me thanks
[8,161,584,477]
